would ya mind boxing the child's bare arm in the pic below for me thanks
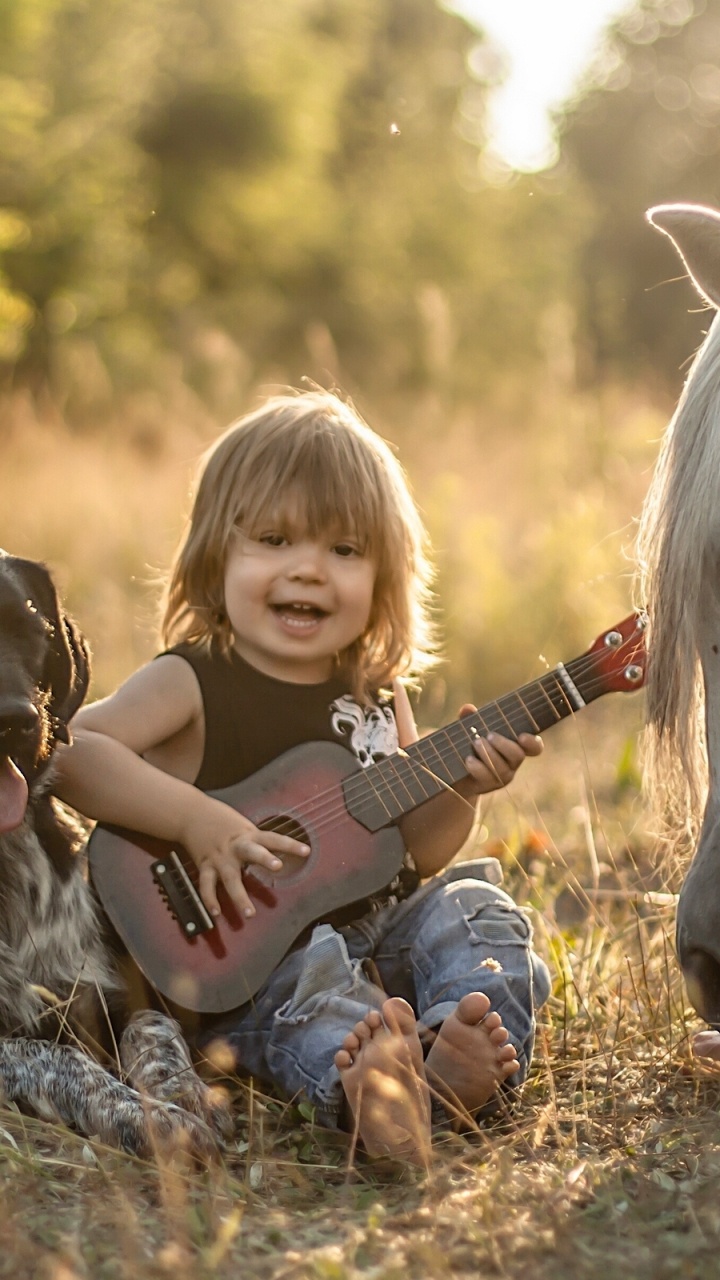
[54,657,308,919]
[393,682,542,879]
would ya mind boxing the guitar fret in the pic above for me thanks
[376,754,435,811]
[360,760,402,819]
[392,754,438,806]
[414,733,457,786]
[344,749,446,828]
[535,677,564,724]
[488,694,526,736]
[542,670,577,720]
[448,720,477,759]
[412,724,473,789]
[514,691,541,733]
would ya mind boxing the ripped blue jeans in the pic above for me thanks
[202,860,551,1127]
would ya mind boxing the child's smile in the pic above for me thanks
[224,519,376,683]
[271,600,329,631]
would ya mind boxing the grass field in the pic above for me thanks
[3,385,716,1279]
[3,700,715,1280]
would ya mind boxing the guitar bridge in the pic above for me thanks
[151,850,215,937]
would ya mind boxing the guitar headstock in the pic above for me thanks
[583,613,647,694]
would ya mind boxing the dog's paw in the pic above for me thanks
[113,1096,223,1164]
[169,1077,235,1144]
[119,1010,234,1144]
[142,1098,224,1163]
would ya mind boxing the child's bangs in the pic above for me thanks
[235,429,386,556]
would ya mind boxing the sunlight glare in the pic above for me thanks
[447,0,634,170]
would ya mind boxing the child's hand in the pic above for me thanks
[393,682,542,795]
[180,797,309,920]
[459,703,543,794]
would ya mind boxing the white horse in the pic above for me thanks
[638,203,720,1026]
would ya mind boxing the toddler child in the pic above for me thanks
[56,391,551,1166]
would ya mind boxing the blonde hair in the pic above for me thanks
[162,391,437,699]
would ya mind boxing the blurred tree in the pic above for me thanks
[0,0,584,415]
[0,0,182,399]
[132,0,503,401]
[557,0,720,382]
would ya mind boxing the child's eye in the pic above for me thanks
[333,542,362,558]
[258,533,288,548]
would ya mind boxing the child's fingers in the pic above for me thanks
[231,838,306,872]
[256,830,310,858]
[197,860,223,918]
[198,835,311,920]
[200,853,257,920]
[458,707,543,761]
[393,678,418,748]
[466,742,516,789]
[465,731,542,793]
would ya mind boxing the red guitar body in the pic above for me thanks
[89,612,647,1014]
[90,743,404,1013]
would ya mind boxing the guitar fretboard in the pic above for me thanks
[342,657,596,832]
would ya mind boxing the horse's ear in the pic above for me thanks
[647,204,720,310]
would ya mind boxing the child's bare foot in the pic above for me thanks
[692,1028,720,1060]
[424,992,519,1121]
[334,997,431,1168]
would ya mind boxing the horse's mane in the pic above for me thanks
[636,311,720,849]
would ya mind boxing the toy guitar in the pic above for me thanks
[88,614,646,1013]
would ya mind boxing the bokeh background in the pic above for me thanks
[6,12,720,1274]
[0,0,714,716]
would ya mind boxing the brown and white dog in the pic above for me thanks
[0,550,230,1157]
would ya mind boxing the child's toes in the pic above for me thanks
[454,992,491,1024]
[489,1023,510,1046]
[500,1056,520,1081]
[481,1011,503,1035]
[498,1044,520,1078]
[340,1029,363,1057]
[335,1047,354,1070]
[351,1017,376,1046]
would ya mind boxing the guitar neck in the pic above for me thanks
[342,656,602,832]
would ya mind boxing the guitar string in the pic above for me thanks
[321,637,644,829]
[157,638,642,886]
[267,640,642,834]
[235,640,645,847]
[160,636,642,979]
[266,682,572,842]
[187,644,644,857]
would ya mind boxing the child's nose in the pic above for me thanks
[288,543,327,580]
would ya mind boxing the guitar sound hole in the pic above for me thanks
[249,816,310,885]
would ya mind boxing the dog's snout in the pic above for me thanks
[0,699,40,746]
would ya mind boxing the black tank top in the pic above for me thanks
[163,642,419,985]
[163,643,389,789]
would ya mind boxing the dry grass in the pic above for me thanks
[2,385,712,1278]
[1,702,712,1280]
[0,378,663,708]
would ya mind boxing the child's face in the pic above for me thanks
[223,507,376,684]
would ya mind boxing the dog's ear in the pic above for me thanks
[51,614,91,741]
[14,558,91,742]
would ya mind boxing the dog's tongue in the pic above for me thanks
[0,756,28,834]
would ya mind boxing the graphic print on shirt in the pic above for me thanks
[329,695,398,767]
